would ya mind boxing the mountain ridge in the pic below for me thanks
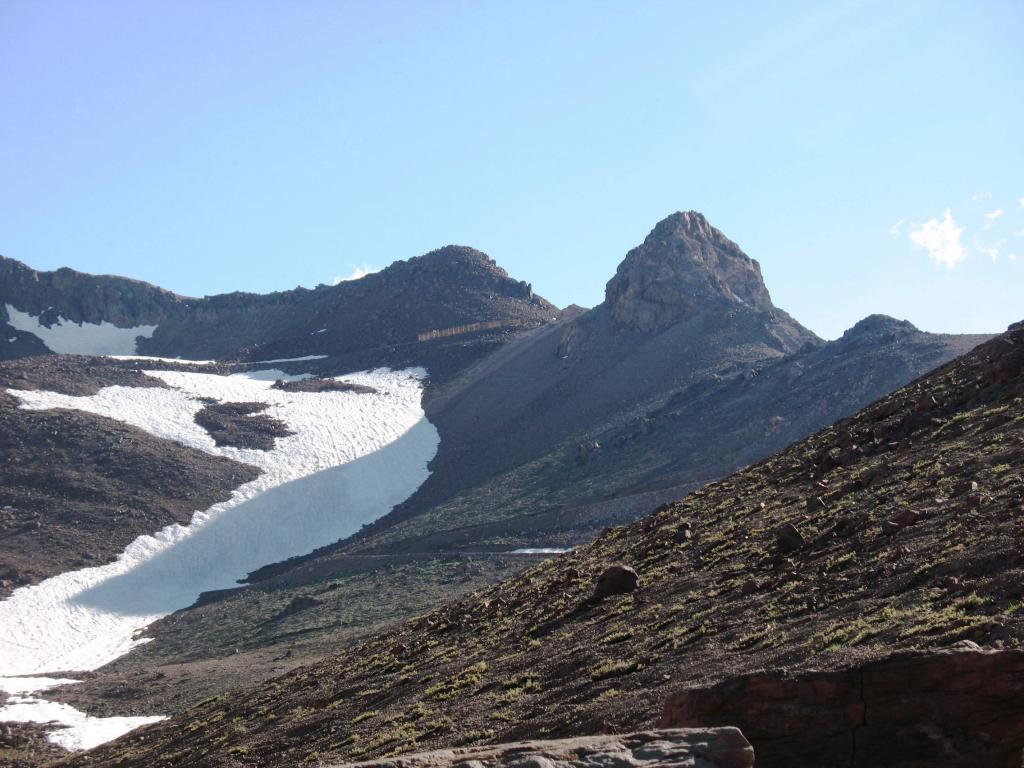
[0,245,556,364]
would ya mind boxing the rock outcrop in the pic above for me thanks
[660,646,1024,768]
[333,728,754,768]
[604,212,774,332]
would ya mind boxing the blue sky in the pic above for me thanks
[1,0,1021,339]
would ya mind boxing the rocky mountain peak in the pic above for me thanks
[843,314,919,338]
[407,245,505,276]
[604,211,775,332]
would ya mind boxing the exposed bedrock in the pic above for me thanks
[660,645,1024,768]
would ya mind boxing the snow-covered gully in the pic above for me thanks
[4,304,158,355]
[0,366,439,750]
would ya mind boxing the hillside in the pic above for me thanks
[66,319,1024,766]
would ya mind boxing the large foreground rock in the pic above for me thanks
[660,646,1024,768]
[333,728,753,768]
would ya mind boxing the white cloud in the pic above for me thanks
[909,209,965,268]
[331,264,379,284]
[1009,253,1018,262]
[972,191,992,202]
[980,239,1005,262]
[1019,197,1024,209]
[888,219,905,236]
[983,209,1004,230]
[1015,229,1024,238]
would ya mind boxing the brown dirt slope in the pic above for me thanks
[70,320,1024,768]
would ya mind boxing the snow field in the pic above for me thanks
[0,366,438,748]
[4,304,157,355]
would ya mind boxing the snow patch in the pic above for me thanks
[4,304,157,355]
[0,367,438,749]
[0,367,437,676]
[0,677,79,695]
[510,548,572,554]
[247,356,327,364]
[0,676,165,751]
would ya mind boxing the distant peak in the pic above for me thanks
[415,245,498,269]
[604,211,774,332]
[844,314,919,338]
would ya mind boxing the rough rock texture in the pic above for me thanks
[334,729,754,768]
[604,212,774,333]
[661,646,1024,768]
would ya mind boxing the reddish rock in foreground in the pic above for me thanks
[660,646,1024,768]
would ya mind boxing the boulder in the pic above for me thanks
[592,565,639,600]
[332,728,754,768]
[774,523,807,554]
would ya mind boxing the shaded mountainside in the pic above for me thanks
[68,322,1024,767]
[0,247,556,365]
[338,310,986,557]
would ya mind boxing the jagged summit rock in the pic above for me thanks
[604,211,775,332]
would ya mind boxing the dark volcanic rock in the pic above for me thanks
[774,522,807,554]
[592,564,639,600]
[271,378,378,394]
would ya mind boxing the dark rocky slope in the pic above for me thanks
[0,246,556,364]
[67,321,1024,767]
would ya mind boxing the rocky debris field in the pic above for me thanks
[67,323,1024,767]
[193,401,293,450]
